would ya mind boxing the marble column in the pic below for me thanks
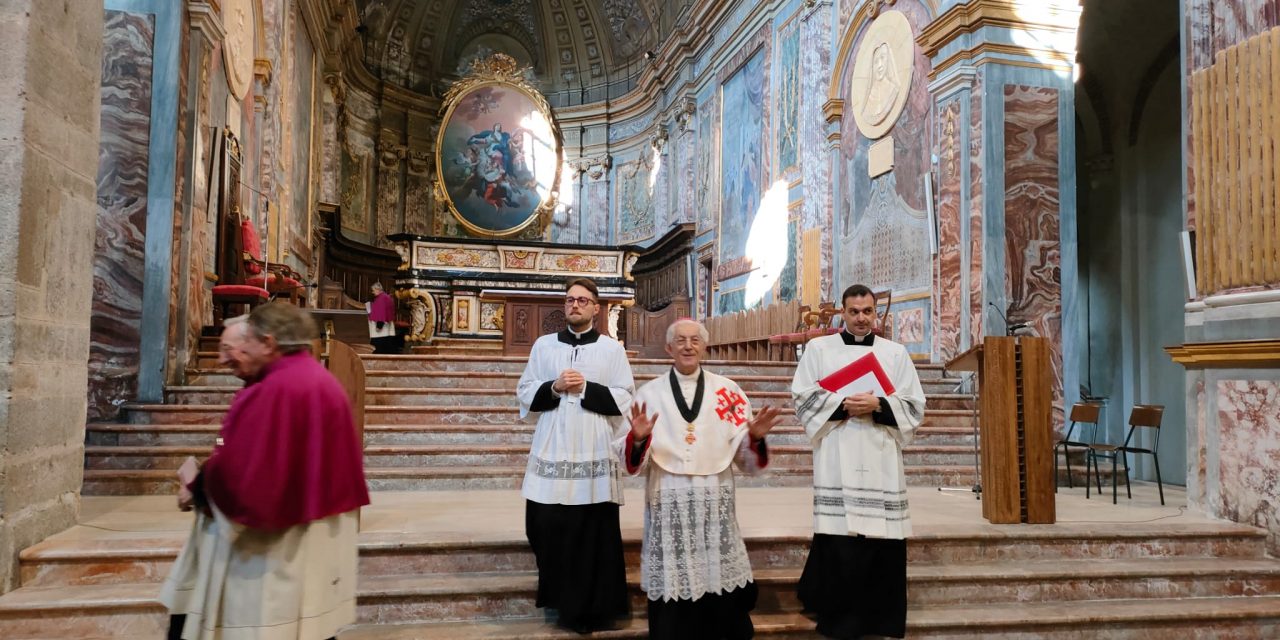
[799,0,833,305]
[551,162,582,244]
[922,1,1081,432]
[319,73,344,204]
[375,134,405,247]
[674,100,698,225]
[581,155,612,244]
[404,150,433,237]
[649,126,670,235]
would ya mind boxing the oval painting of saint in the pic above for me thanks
[436,81,562,237]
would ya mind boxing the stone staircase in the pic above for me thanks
[2,488,1280,638]
[81,354,984,495]
[3,351,1279,638]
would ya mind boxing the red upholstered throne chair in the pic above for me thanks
[211,219,305,323]
[238,219,305,304]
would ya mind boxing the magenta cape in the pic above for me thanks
[204,351,370,530]
[368,292,395,323]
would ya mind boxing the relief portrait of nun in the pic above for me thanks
[860,42,901,127]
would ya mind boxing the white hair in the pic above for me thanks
[222,315,249,328]
[666,319,709,345]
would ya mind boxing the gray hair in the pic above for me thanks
[666,319,709,345]
[223,315,249,328]
[372,281,384,292]
[245,302,319,354]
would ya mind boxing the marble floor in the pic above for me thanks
[61,481,1212,550]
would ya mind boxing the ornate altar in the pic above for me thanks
[389,234,637,355]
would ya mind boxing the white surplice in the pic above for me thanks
[791,332,925,540]
[518,329,635,505]
[159,503,359,640]
[624,368,767,601]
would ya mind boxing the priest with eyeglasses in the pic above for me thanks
[623,318,783,639]
[516,277,635,633]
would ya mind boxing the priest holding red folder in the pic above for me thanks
[790,284,926,639]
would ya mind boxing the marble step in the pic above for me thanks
[335,597,1280,639]
[162,385,976,410]
[85,423,978,447]
[119,404,980,427]
[8,588,1277,640]
[331,558,1280,624]
[357,355,943,379]
[82,443,982,471]
[81,465,980,495]
[183,368,966,394]
[18,519,1268,591]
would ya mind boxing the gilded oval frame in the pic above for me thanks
[434,63,563,238]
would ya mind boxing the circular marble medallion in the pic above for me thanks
[848,10,915,140]
[222,0,256,101]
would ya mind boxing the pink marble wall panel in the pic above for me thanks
[1192,378,1208,505]
[166,13,191,383]
[968,75,985,346]
[935,98,963,362]
[1215,379,1280,555]
[1188,0,1278,70]
[186,49,217,357]
[90,10,154,421]
[896,307,924,343]
[1184,1,1279,232]
[1003,84,1063,429]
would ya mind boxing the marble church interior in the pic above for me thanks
[1,0,1280,636]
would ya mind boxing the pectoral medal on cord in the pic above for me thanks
[668,369,706,445]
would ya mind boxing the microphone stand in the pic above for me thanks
[941,301,1022,501]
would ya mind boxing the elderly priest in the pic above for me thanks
[161,302,370,640]
[790,284,926,639]
[624,318,783,639]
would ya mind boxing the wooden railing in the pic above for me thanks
[706,300,804,361]
[1191,26,1280,294]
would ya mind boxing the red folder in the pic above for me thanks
[818,352,896,398]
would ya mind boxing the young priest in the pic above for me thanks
[790,284,926,639]
[516,277,635,633]
[624,318,782,639]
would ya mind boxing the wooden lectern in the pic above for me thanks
[946,336,1055,524]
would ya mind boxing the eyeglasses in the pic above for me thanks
[565,296,597,307]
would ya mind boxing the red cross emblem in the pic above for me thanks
[715,388,747,427]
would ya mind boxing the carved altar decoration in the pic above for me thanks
[434,53,563,238]
[390,233,637,354]
[395,287,437,343]
[848,9,914,140]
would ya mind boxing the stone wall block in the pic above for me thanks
[1,446,85,513]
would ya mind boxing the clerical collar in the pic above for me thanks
[557,327,600,346]
[668,367,706,423]
[841,330,875,346]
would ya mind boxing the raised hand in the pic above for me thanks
[629,401,659,440]
[748,405,783,441]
